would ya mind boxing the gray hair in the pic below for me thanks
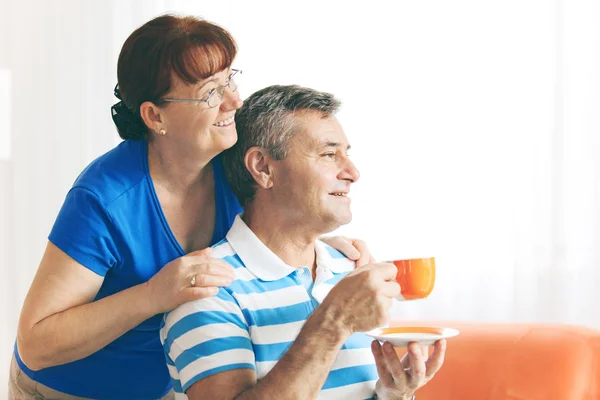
[222,84,341,206]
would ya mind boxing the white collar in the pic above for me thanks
[225,214,352,281]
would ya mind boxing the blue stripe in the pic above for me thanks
[342,333,376,350]
[163,353,184,392]
[214,288,239,303]
[175,336,253,371]
[325,245,347,259]
[221,254,245,268]
[171,378,183,392]
[180,363,256,393]
[242,302,313,327]
[324,272,350,286]
[165,353,175,366]
[212,238,229,248]
[229,275,302,294]
[322,365,378,390]
[254,341,293,362]
[163,288,237,326]
[165,310,248,354]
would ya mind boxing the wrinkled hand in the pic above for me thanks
[145,248,236,314]
[321,263,400,334]
[372,339,446,400]
[320,236,375,267]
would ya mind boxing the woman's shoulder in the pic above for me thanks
[71,139,148,206]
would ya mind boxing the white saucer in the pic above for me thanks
[365,326,460,347]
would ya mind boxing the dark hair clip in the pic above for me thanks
[111,100,147,140]
[114,83,122,100]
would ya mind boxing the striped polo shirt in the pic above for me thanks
[160,215,378,399]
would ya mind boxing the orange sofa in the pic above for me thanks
[398,322,600,400]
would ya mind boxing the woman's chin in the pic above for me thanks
[211,126,238,152]
[220,129,238,151]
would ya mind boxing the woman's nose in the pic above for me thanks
[221,89,243,111]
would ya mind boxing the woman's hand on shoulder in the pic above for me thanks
[145,248,236,314]
[320,236,375,267]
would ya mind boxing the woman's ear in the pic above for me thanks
[245,147,274,189]
[139,101,163,134]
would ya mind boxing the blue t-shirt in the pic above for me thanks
[14,139,243,399]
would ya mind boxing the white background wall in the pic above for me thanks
[1,0,599,389]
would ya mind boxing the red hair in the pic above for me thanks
[115,15,237,139]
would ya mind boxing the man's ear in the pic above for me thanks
[245,147,274,189]
[139,101,164,134]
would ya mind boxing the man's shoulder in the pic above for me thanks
[161,241,240,333]
[211,238,236,259]
[161,286,244,339]
[162,239,255,334]
[211,239,255,281]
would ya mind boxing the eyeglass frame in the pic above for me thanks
[156,69,241,108]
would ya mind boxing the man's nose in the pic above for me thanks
[340,156,360,183]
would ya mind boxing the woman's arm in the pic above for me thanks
[17,242,234,370]
[17,242,157,370]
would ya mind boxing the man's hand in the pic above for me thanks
[320,263,400,334]
[371,339,447,400]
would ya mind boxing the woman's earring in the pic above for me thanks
[158,128,167,136]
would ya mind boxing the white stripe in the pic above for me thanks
[256,357,376,395]
[327,257,355,273]
[212,244,258,281]
[249,319,306,344]
[170,323,250,360]
[212,241,235,258]
[254,350,375,387]
[331,348,376,371]
[164,296,246,336]
[311,283,335,304]
[256,360,277,379]
[174,393,189,400]
[159,319,168,345]
[318,380,377,400]
[234,285,310,310]
[167,363,179,379]
[233,267,259,282]
[179,348,256,389]
[314,268,334,286]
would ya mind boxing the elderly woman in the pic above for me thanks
[9,15,370,400]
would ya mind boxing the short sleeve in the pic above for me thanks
[48,187,119,276]
[161,289,255,392]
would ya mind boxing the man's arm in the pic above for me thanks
[183,263,400,400]
[186,304,349,400]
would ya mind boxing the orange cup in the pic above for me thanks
[391,257,436,300]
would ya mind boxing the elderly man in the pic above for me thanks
[160,85,446,400]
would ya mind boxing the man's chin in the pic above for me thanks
[339,212,352,226]
[321,212,352,234]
